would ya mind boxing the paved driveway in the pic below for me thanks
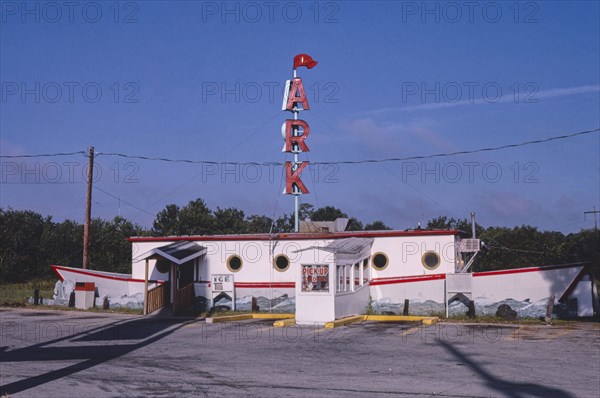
[1,309,599,397]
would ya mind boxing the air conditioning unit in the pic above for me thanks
[460,239,481,253]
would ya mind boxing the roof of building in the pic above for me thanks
[133,241,207,264]
[127,229,461,243]
[293,237,375,261]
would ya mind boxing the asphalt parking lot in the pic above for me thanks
[1,308,599,397]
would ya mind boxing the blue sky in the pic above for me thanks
[1,1,599,233]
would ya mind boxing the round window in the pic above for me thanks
[226,255,243,272]
[155,259,170,274]
[371,252,389,271]
[273,254,290,272]
[421,251,441,270]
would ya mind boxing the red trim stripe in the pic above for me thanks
[51,264,65,281]
[235,282,295,289]
[127,229,460,243]
[472,263,587,277]
[51,265,165,284]
[370,273,446,286]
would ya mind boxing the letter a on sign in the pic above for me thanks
[284,119,310,152]
[286,78,310,111]
[285,161,309,194]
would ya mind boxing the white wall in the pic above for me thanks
[471,265,585,303]
[369,235,457,280]
[335,284,370,319]
[295,262,335,325]
[132,239,334,302]
[131,234,458,307]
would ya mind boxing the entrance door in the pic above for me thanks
[179,260,195,288]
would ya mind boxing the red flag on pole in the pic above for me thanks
[293,54,318,70]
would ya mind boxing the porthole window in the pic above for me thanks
[273,254,290,272]
[421,251,441,270]
[226,255,243,272]
[371,252,389,271]
[155,259,170,274]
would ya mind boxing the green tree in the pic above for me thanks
[272,214,294,233]
[153,204,180,235]
[298,203,314,221]
[311,206,347,221]
[426,216,484,237]
[153,198,216,236]
[346,217,364,231]
[178,199,215,235]
[0,209,50,282]
[563,228,600,279]
[246,215,274,233]
[214,208,247,234]
[364,220,392,230]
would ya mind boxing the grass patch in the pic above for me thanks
[1,303,143,316]
[364,296,377,315]
[0,280,143,315]
[0,280,56,306]
[432,312,580,325]
[44,305,143,315]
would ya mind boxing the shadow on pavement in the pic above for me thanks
[437,339,574,398]
[0,315,198,395]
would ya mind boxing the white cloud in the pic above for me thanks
[362,84,600,115]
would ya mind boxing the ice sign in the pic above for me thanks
[211,274,234,293]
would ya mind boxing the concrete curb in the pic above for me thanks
[206,313,438,327]
[324,314,439,329]
[273,318,296,327]
[252,313,295,320]
[364,315,439,325]
[324,315,365,329]
[206,313,294,324]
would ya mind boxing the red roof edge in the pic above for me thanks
[126,229,461,243]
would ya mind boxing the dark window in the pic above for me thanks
[274,254,290,272]
[227,255,243,272]
[155,259,170,274]
[422,251,440,270]
[372,252,388,270]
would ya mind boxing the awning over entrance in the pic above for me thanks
[295,237,374,262]
[134,241,207,265]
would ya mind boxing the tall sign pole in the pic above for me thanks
[83,146,94,269]
[282,54,317,232]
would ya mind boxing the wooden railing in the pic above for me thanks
[146,284,166,315]
[173,282,195,314]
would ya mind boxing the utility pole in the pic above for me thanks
[584,206,599,230]
[83,146,94,269]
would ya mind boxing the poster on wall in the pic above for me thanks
[301,265,329,292]
[212,274,235,310]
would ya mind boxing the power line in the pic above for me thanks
[93,185,155,216]
[1,127,598,165]
[0,151,86,159]
[96,127,600,165]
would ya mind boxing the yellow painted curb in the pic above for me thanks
[206,314,253,323]
[273,318,296,327]
[364,315,438,325]
[324,315,365,329]
[206,313,295,324]
[252,313,295,320]
[208,313,437,326]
